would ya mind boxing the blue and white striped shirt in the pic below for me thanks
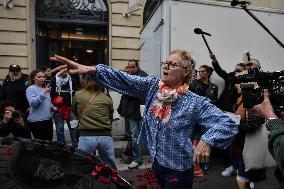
[93,64,238,171]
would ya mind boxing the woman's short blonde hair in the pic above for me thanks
[169,49,195,83]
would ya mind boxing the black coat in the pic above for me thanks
[0,119,31,138]
[191,79,218,105]
[0,74,29,113]
[117,95,143,120]
[117,69,148,120]
[212,61,240,112]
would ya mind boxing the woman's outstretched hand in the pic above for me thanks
[50,55,96,75]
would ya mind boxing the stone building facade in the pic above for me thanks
[0,0,283,81]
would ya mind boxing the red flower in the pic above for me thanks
[7,147,13,156]
[144,169,156,182]
[90,170,98,177]
[101,162,108,168]
[111,175,119,183]
[104,166,112,173]
[99,176,110,184]
[95,165,102,172]
[111,169,118,174]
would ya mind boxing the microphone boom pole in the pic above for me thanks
[232,1,284,48]
[202,34,213,54]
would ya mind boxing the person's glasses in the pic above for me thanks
[161,61,187,69]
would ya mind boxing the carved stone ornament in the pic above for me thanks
[2,0,13,9]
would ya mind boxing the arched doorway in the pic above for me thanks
[35,0,109,69]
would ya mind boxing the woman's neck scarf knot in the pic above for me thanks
[151,81,189,123]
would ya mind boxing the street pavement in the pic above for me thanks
[59,122,279,189]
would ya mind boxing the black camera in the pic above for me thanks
[12,110,22,118]
[230,68,284,114]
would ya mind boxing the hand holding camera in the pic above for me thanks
[248,89,277,119]
[3,110,13,123]
[2,110,24,126]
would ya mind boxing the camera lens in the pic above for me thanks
[12,111,21,118]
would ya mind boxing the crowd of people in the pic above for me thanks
[0,48,283,189]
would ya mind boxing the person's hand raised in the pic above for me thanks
[43,84,51,94]
[209,53,217,62]
[3,110,12,123]
[50,55,96,75]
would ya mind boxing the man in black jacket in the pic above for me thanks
[210,53,245,112]
[0,64,29,115]
[0,101,31,138]
[117,59,148,169]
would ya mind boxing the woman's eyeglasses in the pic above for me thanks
[197,70,206,73]
[161,61,187,69]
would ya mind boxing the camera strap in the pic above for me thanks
[77,93,97,126]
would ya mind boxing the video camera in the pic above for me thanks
[229,68,284,114]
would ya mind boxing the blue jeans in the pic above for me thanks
[54,111,78,147]
[152,159,194,189]
[128,118,142,162]
[78,136,117,169]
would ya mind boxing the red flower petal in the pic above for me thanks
[95,165,102,172]
[99,176,110,184]
[111,176,119,183]
[101,162,108,168]
[7,147,13,156]
[90,170,98,177]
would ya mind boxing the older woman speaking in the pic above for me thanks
[51,49,238,189]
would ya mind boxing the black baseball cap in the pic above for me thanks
[9,64,21,72]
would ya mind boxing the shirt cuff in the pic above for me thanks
[265,118,284,131]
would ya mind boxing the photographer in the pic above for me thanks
[0,101,31,138]
[248,89,284,189]
[209,53,245,112]
[232,59,268,189]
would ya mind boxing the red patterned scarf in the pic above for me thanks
[151,81,189,123]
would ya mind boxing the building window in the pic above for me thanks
[143,0,161,25]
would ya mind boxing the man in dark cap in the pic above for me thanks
[0,64,29,116]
